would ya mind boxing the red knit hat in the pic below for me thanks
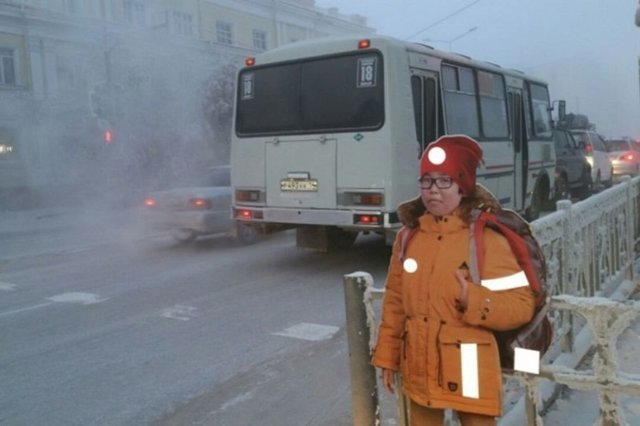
[419,135,483,195]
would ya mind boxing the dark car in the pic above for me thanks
[553,129,592,200]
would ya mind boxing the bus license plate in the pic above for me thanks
[280,179,318,192]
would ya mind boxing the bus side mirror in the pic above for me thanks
[636,3,640,26]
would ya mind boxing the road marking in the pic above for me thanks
[161,304,198,321]
[0,291,108,317]
[0,282,16,291]
[219,391,254,411]
[0,302,53,317]
[272,322,339,342]
[47,292,108,304]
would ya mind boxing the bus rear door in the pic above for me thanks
[410,69,441,155]
[508,88,528,211]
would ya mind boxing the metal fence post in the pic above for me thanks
[344,272,379,426]
[557,199,575,353]
[623,176,635,281]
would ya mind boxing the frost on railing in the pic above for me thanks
[345,176,640,425]
[535,296,640,426]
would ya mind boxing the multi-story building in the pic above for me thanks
[0,0,373,208]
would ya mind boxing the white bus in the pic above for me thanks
[230,35,555,250]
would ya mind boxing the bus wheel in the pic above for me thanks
[525,189,543,221]
[236,223,258,244]
[327,227,358,251]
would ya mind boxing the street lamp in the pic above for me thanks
[423,26,478,52]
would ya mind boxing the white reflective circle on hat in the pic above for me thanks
[427,146,446,165]
[403,258,418,273]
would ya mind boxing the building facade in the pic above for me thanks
[0,0,373,207]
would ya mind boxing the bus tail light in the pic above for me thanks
[354,214,381,225]
[144,197,156,208]
[235,189,262,202]
[353,193,383,206]
[235,208,263,220]
[245,57,255,66]
[340,191,384,207]
[358,39,371,49]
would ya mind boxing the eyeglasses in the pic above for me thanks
[418,176,454,190]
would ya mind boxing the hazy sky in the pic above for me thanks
[316,0,640,138]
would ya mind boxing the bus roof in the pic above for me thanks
[249,34,548,86]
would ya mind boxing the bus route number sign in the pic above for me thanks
[357,57,377,88]
[280,178,318,192]
[241,73,254,100]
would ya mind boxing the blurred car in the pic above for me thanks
[569,129,613,189]
[553,129,592,200]
[142,165,234,242]
[604,138,640,180]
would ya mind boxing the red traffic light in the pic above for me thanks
[104,129,113,144]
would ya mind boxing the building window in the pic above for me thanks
[216,21,233,45]
[252,30,267,51]
[172,11,193,36]
[123,0,145,26]
[0,48,17,86]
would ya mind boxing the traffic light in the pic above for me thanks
[104,129,113,144]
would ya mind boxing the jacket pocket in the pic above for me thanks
[437,325,500,399]
[400,318,426,382]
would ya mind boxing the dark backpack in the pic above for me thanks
[398,207,553,372]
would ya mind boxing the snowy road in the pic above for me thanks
[0,207,390,425]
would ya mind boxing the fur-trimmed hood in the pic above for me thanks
[397,183,501,228]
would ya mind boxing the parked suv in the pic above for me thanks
[569,130,613,189]
[553,129,592,200]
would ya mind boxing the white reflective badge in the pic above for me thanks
[403,258,418,273]
[513,347,540,374]
[427,146,446,165]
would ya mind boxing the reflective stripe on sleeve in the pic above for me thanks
[480,270,529,291]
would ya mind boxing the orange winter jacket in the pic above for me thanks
[371,211,536,417]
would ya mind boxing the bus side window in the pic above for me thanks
[442,64,480,137]
[477,70,508,138]
[528,83,552,138]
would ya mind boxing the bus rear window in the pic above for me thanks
[235,52,384,136]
